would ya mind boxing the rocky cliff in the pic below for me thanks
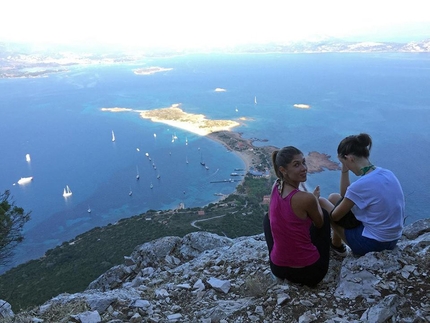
[1,219,429,323]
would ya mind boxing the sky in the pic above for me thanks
[1,0,430,50]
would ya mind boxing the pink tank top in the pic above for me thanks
[269,185,320,267]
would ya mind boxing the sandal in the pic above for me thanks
[331,242,348,257]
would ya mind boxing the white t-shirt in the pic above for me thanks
[345,167,405,241]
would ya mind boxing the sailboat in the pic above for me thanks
[200,152,205,166]
[111,130,116,142]
[129,188,133,196]
[150,182,154,189]
[87,206,92,213]
[254,96,257,104]
[63,185,72,197]
[136,166,140,180]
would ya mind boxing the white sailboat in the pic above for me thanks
[254,96,257,104]
[111,130,116,142]
[129,188,133,196]
[87,206,92,213]
[150,182,154,189]
[136,166,140,180]
[63,185,72,197]
[26,153,31,162]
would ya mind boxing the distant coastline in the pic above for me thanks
[2,39,429,79]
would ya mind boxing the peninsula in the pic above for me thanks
[208,131,340,174]
[101,104,340,174]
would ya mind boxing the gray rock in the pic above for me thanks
[402,218,430,239]
[207,277,231,294]
[6,219,430,323]
[360,294,400,323]
[70,310,101,323]
[0,300,14,318]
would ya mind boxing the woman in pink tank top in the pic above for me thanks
[263,146,331,287]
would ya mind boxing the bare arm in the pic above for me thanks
[306,191,324,228]
[339,160,350,197]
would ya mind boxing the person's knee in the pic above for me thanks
[328,193,341,204]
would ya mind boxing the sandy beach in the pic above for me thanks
[138,104,240,136]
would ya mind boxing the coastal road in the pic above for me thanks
[190,214,227,229]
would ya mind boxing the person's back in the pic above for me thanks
[270,187,319,267]
[318,133,405,256]
[346,167,404,241]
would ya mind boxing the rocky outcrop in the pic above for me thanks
[3,220,429,323]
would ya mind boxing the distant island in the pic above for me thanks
[100,107,132,112]
[293,104,310,109]
[137,104,240,136]
[133,66,173,75]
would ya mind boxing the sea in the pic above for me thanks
[1,52,429,273]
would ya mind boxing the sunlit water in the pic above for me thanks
[1,53,429,272]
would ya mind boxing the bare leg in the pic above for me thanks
[319,195,344,247]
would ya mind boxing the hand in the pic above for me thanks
[337,156,349,173]
[313,185,320,198]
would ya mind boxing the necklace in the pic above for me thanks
[360,164,375,176]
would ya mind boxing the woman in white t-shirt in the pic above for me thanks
[319,133,405,256]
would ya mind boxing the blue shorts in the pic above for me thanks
[344,223,398,256]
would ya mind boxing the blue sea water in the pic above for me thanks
[1,53,429,272]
